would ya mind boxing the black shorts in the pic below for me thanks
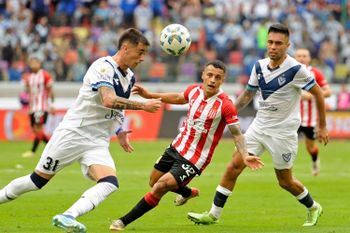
[30,111,48,126]
[298,126,316,140]
[154,146,200,186]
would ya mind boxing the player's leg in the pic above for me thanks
[271,135,322,226]
[53,164,117,233]
[148,167,197,206]
[0,170,52,203]
[149,147,199,206]
[110,149,199,231]
[187,150,245,224]
[188,128,264,224]
[53,145,119,233]
[22,113,37,157]
[62,164,118,218]
[274,169,322,226]
[2,126,66,202]
[22,112,49,157]
[304,126,320,176]
[305,138,320,176]
[173,185,200,206]
[110,172,178,231]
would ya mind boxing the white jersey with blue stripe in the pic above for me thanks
[56,56,135,145]
[247,55,315,138]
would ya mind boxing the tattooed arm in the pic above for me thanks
[99,86,161,113]
[227,123,264,170]
[235,89,257,112]
[227,124,248,158]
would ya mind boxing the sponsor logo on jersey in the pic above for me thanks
[259,101,278,111]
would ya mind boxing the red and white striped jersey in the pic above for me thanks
[23,69,53,113]
[300,66,328,127]
[171,84,239,172]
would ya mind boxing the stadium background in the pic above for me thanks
[0,0,350,141]
[0,2,350,233]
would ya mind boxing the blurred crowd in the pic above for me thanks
[0,0,349,87]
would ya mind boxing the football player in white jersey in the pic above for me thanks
[109,60,264,231]
[295,48,332,176]
[0,28,161,233]
[188,24,329,227]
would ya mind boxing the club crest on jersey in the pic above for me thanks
[278,74,286,86]
[208,104,219,119]
[304,76,313,83]
[282,153,291,162]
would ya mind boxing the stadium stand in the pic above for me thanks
[0,0,349,108]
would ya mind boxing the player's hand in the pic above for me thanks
[243,155,264,170]
[132,84,150,98]
[301,91,313,100]
[144,98,162,113]
[318,126,329,145]
[117,130,134,153]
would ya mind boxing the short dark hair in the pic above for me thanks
[118,28,150,49]
[205,60,226,73]
[268,23,289,37]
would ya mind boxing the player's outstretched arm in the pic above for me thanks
[132,84,187,104]
[227,124,264,170]
[308,84,329,145]
[99,86,161,113]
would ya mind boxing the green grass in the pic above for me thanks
[0,139,349,233]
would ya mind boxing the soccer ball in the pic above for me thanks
[160,24,191,56]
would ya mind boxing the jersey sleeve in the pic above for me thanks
[90,60,115,91]
[313,68,328,87]
[294,65,316,91]
[183,84,200,102]
[247,63,259,91]
[42,70,53,87]
[221,98,239,125]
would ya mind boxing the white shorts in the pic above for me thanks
[245,127,298,170]
[35,129,116,179]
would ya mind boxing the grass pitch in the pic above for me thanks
[0,139,349,233]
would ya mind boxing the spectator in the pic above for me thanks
[337,84,350,110]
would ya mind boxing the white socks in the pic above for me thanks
[63,182,118,218]
[0,175,39,203]
[209,185,232,219]
[296,187,308,200]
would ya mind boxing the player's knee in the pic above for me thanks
[277,179,292,190]
[98,175,119,191]
[149,177,157,187]
[30,172,49,189]
[226,160,244,175]
[152,180,172,193]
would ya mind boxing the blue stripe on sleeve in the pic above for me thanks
[91,81,114,91]
[302,79,316,91]
[246,84,259,91]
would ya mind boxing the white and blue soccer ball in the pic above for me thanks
[160,24,191,56]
